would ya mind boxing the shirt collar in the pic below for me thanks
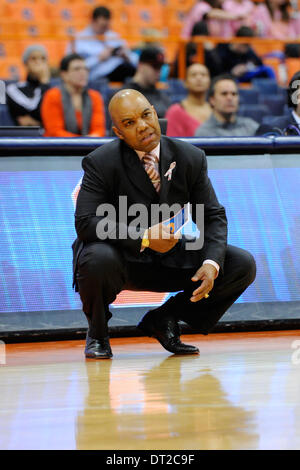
[211,112,237,127]
[135,143,160,161]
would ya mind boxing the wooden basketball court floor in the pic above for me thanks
[0,330,300,450]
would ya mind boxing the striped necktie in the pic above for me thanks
[142,153,161,192]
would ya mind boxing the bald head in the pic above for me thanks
[109,89,161,152]
[109,89,151,125]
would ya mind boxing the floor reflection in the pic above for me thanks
[76,355,259,450]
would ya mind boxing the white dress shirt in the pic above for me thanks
[135,144,220,275]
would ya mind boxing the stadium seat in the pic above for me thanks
[125,5,165,36]
[167,78,186,94]
[238,104,269,123]
[285,58,300,83]
[4,4,50,22]
[0,41,23,59]
[239,88,259,104]
[259,95,286,116]
[47,4,91,22]
[0,59,24,81]
[252,78,279,95]
[0,104,14,126]
[261,114,287,126]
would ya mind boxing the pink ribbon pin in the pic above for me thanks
[164,161,176,181]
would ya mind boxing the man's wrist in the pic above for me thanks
[203,259,219,277]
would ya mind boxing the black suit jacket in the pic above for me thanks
[73,135,227,287]
[256,110,298,135]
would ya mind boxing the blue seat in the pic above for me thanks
[167,78,186,95]
[0,104,14,126]
[259,95,285,116]
[261,114,286,126]
[170,93,187,104]
[239,87,259,104]
[252,78,279,95]
[238,104,269,123]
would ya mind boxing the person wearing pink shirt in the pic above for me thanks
[181,0,249,38]
[166,63,211,137]
[222,0,255,35]
[252,0,300,39]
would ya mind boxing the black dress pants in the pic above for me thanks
[76,243,256,339]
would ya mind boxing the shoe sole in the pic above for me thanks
[138,321,199,355]
[85,354,112,359]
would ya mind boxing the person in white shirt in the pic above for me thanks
[68,6,138,82]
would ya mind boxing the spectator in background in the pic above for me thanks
[194,74,259,136]
[256,71,300,135]
[215,26,276,82]
[6,45,50,126]
[171,21,223,79]
[123,47,171,118]
[41,54,106,137]
[252,0,300,39]
[222,0,255,34]
[166,64,211,137]
[68,6,137,82]
[181,0,249,39]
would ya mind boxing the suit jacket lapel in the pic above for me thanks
[122,142,158,199]
[159,136,176,203]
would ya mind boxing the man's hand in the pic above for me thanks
[190,264,218,302]
[30,62,50,84]
[147,221,180,253]
[231,64,248,77]
[17,115,41,126]
[99,47,113,61]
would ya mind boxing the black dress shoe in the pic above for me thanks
[138,310,199,355]
[85,332,113,359]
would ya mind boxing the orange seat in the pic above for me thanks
[17,22,54,39]
[0,41,23,59]
[0,58,25,81]
[253,41,284,58]
[164,7,186,37]
[286,58,300,83]
[47,4,92,22]
[125,5,164,36]
[5,4,50,22]
[51,21,89,38]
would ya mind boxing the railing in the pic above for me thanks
[1,136,300,157]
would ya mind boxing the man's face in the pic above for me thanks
[210,79,239,116]
[92,16,110,35]
[140,63,161,87]
[26,50,48,74]
[63,59,89,88]
[112,95,161,152]
[186,64,210,93]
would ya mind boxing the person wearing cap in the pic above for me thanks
[123,47,171,118]
[6,45,51,126]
